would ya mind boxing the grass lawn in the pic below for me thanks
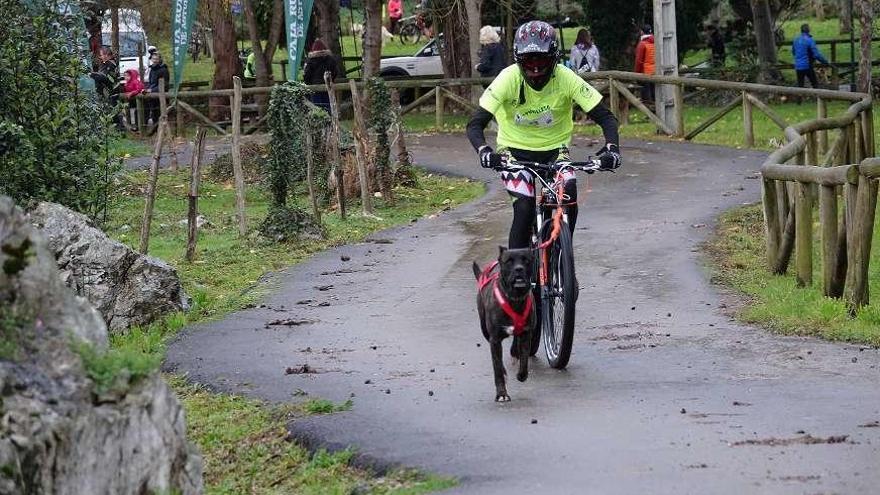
[171,375,454,494]
[707,204,880,346]
[107,162,481,493]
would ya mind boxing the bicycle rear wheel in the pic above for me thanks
[399,24,420,44]
[541,220,576,369]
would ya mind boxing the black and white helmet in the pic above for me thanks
[513,21,559,90]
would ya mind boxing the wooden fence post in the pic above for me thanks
[862,107,875,157]
[673,83,684,137]
[845,173,878,312]
[157,79,178,171]
[608,76,619,123]
[138,113,167,254]
[176,92,184,137]
[349,79,374,215]
[304,131,321,223]
[186,127,207,262]
[817,97,827,155]
[325,71,346,220]
[819,181,840,297]
[794,149,813,287]
[392,88,411,170]
[231,76,247,237]
[136,95,145,133]
[762,178,781,268]
[742,91,754,147]
[435,85,444,129]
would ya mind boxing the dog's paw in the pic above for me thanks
[495,393,511,402]
[516,371,528,382]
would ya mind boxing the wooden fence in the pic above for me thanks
[137,73,876,308]
[758,92,875,312]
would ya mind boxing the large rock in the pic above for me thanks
[28,202,189,332]
[0,196,203,495]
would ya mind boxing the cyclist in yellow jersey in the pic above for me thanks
[467,20,620,249]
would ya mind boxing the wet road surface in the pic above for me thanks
[167,134,880,494]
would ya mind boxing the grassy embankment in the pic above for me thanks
[106,157,480,493]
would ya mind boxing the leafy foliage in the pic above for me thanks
[0,0,120,219]
[581,0,715,69]
[263,82,325,240]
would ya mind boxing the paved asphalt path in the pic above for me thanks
[166,134,880,494]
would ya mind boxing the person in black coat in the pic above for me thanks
[145,52,170,124]
[475,25,507,79]
[302,39,339,113]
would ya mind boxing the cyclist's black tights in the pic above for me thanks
[509,180,578,249]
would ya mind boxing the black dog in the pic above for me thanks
[473,246,536,402]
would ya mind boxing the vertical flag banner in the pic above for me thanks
[284,0,314,81]
[171,0,198,96]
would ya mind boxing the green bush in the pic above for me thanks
[0,0,120,219]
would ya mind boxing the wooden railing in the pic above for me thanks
[136,73,876,309]
[758,91,875,312]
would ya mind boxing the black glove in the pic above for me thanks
[478,145,506,170]
[596,143,621,170]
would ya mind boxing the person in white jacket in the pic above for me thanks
[569,29,599,74]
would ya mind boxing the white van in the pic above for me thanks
[101,9,150,78]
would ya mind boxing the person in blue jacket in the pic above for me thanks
[792,23,828,88]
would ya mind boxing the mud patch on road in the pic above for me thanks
[286,364,319,375]
[732,434,852,447]
[266,318,315,327]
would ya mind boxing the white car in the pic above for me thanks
[101,9,150,77]
[379,38,443,79]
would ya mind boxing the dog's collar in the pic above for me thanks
[477,261,533,337]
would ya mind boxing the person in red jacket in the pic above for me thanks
[634,24,655,103]
[388,0,403,35]
[118,69,145,131]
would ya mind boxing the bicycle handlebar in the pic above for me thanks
[498,158,606,174]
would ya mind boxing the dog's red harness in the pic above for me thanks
[477,261,533,336]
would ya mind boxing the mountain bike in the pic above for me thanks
[499,157,608,369]
[398,13,428,44]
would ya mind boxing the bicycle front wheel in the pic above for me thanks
[541,220,576,369]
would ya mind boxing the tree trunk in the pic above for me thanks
[433,1,472,80]
[314,0,344,77]
[855,0,873,94]
[363,0,383,80]
[464,0,482,78]
[110,7,120,61]
[750,0,782,84]
[242,0,284,88]
[814,0,825,21]
[840,0,853,34]
[208,0,239,120]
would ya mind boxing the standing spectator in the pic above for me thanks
[707,25,726,67]
[145,52,169,124]
[634,24,655,103]
[388,0,403,35]
[302,39,338,112]
[243,51,256,79]
[475,26,506,79]
[792,23,828,89]
[569,28,600,74]
[90,47,118,97]
[118,68,145,130]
